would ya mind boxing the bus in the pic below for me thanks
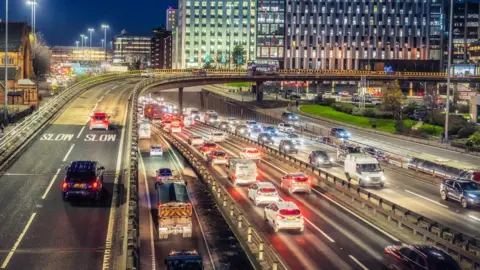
[247,60,279,76]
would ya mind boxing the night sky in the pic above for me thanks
[0,0,177,46]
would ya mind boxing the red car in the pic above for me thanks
[89,112,109,130]
[200,142,218,155]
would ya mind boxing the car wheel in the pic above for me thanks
[440,190,448,201]
[264,211,268,221]
[461,198,469,208]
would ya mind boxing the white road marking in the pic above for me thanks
[349,255,369,270]
[158,135,216,270]
[102,102,129,270]
[468,214,480,222]
[62,144,75,162]
[41,168,61,199]
[76,126,86,139]
[1,213,37,268]
[138,153,156,270]
[404,190,448,208]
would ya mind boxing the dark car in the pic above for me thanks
[281,112,299,122]
[235,124,251,137]
[156,168,173,182]
[263,126,278,136]
[330,127,351,139]
[440,179,480,208]
[308,150,333,167]
[364,147,387,161]
[286,133,302,145]
[384,245,460,270]
[62,161,105,201]
[216,121,230,130]
[245,121,263,133]
[257,133,275,145]
[279,139,298,154]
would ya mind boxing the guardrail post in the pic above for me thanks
[258,241,264,261]
[238,215,243,229]
[230,204,234,217]
[223,196,227,207]
[217,187,222,198]
[247,226,252,243]
[272,262,278,270]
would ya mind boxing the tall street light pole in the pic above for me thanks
[84,36,88,48]
[445,0,454,142]
[4,0,9,122]
[101,39,104,48]
[101,24,109,63]
[80,34,85,47]
[88,28,94,48]
[75,41,79,49]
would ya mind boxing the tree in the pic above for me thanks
[423,83,438,124]
[31,33,52,78]
[214,50,227,69]
[231,45,246,69]
[381,80,404,120]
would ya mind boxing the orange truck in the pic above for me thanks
[155,179,192,239]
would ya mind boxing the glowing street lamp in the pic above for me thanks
[101,24,109,49]
[75,40,79,49]
[26,1,37,39]
[87,28,94,48]
[80,34,85,47]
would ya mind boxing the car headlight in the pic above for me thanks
[346,132,351,136]
[262,137,267,141]
[329,158,334,162]
[293,145,298,149]
[240,129,244,132]
[284,145,290,149]
[381,175,386,181]
[468,193,478,198]
[317,158,324,163]
[364,176,371,181]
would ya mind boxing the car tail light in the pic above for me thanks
[91,181,99,190]
[62,182,68,190]
[232,173,236,179]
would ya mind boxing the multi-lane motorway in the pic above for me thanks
[0,79,136,270]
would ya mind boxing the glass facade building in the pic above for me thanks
[51,46,113,65]
[256,0,285,67]
[284,0,439,70]
[175,0,256,68]
[113,31,151,66]
[167,7,178,31]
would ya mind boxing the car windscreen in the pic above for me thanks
[93,116,106,121]
[347,147,362,153]
[283,124,292,127]
[159,169,172,175]
[213,152,226,157]
[459,182,479,191]
[260,187,276,193]
[214,133,224,136]
[66,172,95,182]
[314,151,328,157]
[204,143,217,147]
[192,136,202,139]
[360,164,382,172]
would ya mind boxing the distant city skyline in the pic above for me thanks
[0,0,177,46]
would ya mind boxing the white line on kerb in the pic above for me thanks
[468,214,480,222]
[41,168,61,199]
[349,255,369,270]
[62,144,75,162]
[77,126,86,139]
[138,153,156,270]
[1,213,37,268]
[102,102,129,270]
[404,190,448,209]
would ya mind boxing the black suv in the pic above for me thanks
[216,121,230,130]
[440,179,480,208]
[62,161,105,201]
[308,150,332,167]
[384,245,460,270]
[279,140,298,154]
[281,112,298,122]
[257,133,275,145]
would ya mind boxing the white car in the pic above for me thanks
[248,181,280,206]
[239,147,261,160]
[208,132,225,142]
[264,201,304,233]
[227,117,239,125]
[207,151,228,165]
[205,110,216,115]
[281,172,311,194]
[187,134,204,146]
[150,145,163,156]
[278,123,295,133]
[141,72,154,78]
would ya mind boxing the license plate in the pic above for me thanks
[238,175,246,178]
[287,217,296,221]
[264,194,272,196]
[74,183,86,188]
[217,157,224,160]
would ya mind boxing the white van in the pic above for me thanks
[344,154,386,187]
[170,120,182,133]
[227,159,257,185]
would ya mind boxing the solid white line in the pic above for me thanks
[102,102,129,270]
[139,153,156,270]
[76,126,86,139]
[304,217,335,243]
[158,135,216,270]
[41,168,61,200]
[62,144,75,162]
[349,255,369,270]
[404,190,448,209]
[468,214,480,222]
[1,213,37,268]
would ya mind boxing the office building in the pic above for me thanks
[113,30,151,67]
[256,0,285,68]
[167,7,178,31]
[51,46,113,65]
[284,0,440,70]
[174,0,256,68]
[151,27,172,69]
[444,0,480,71]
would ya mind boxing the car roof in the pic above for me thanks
[68,161,97,172]
[412,246,457,262]
[257,181,275,188]
[281,139,294,143]
[313,150,328,155]
[243,147,258,151]
[277,201,299,210]
[449,179,473,184]
[289,172,307,177]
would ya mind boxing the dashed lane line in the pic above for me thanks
[138,153,156,270]
[404,190,448,209]
[349,255,369,270]
[41,168,61,200]
[76,126,86,139]
[62,144,75,162]
[1,213,37,268]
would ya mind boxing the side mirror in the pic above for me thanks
[99,166,105,170]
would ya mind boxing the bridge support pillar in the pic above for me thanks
[178,87,184,116]
[255,81,264,103]
[436,83,440,95]
[331,81,336,94]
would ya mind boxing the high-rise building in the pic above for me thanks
[284,0,440,70]
[151,27,172,69]
[174,0,256,68]
[444,0,480,68]
[256,0,285,68]
[113,30,151,68]
[166,7,178,31]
